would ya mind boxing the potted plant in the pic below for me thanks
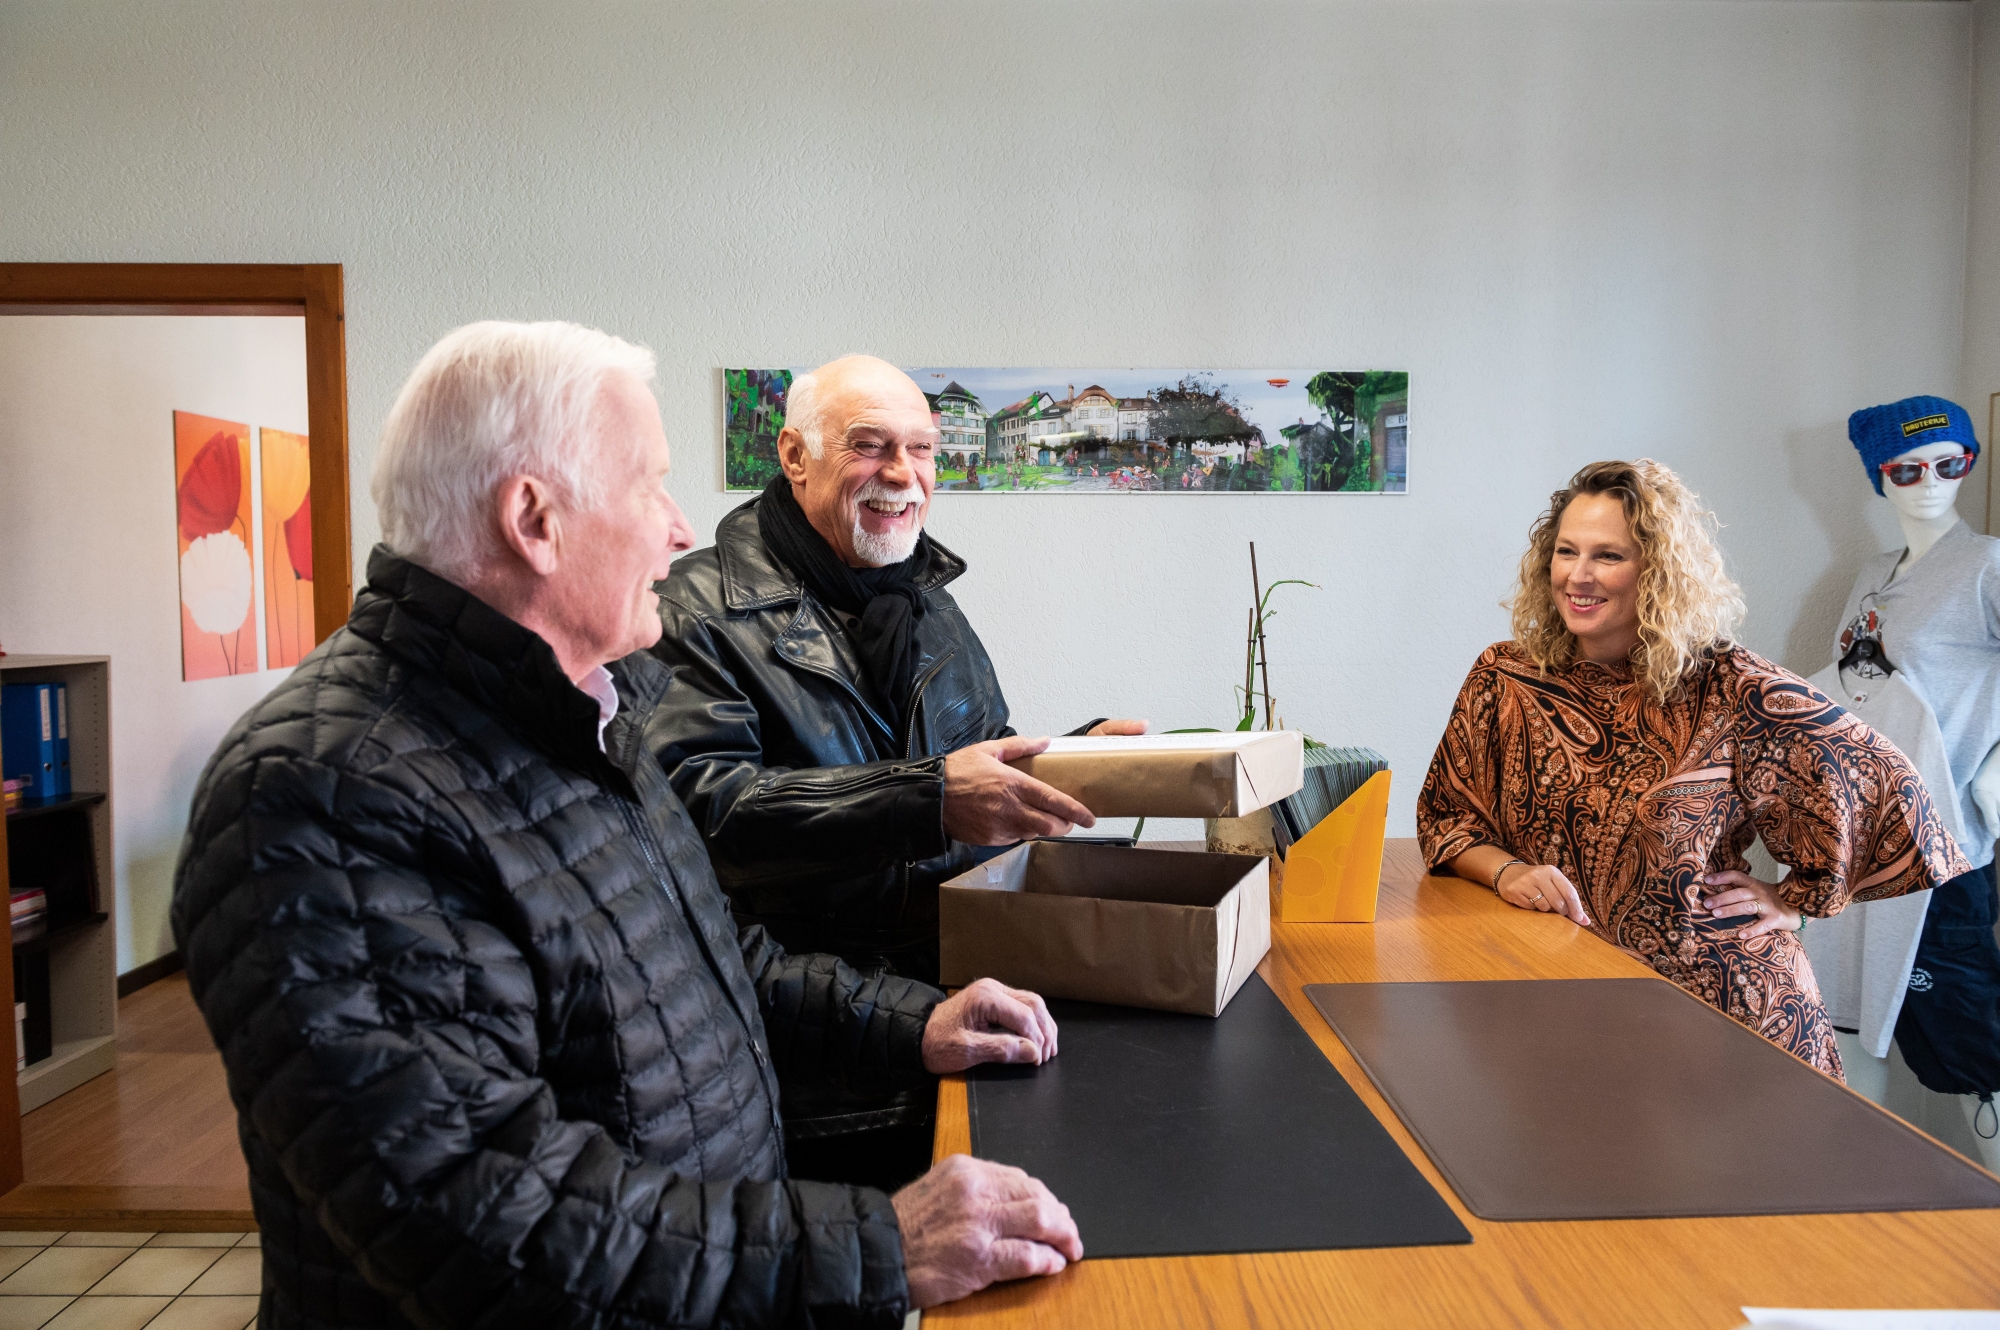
[1202,544,1316,869]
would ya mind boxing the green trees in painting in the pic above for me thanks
[724,368,791,490]
[1139,372,1409,492]
[1288,371,1410,492]
[1148,375,1258,450]
[1144,376,1299,493]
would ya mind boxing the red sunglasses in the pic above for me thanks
[1880,452,1976,487]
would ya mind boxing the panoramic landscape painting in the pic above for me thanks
[723,367,1409,494]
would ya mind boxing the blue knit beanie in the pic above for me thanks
[1848,395,1979,496]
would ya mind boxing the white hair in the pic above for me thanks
[851,478,925,566]
[372,320,656,583]
[784,369,828,458]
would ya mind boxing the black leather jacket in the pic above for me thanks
[647,499,1014,986]
[173,549,936,1330]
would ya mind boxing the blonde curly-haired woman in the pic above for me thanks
[1417,459,1969,1076]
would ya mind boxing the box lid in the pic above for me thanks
[1008,730,1305,818]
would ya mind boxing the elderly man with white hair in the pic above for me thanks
[649,355,1145,1189]
[171,323,1081,1330]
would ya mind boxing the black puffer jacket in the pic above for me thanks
[647,500,1014,984]
[171,549,941,1330]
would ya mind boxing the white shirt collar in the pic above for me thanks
[577,665,620,753]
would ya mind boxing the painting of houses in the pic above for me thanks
[722,367,1409,493]
[929,380,988,476]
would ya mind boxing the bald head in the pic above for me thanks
[776,355,938,568]
[785,355,928,458]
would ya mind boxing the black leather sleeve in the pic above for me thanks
[173,753,909,1330]
[738,925,942,1088]
[647,602,950,887]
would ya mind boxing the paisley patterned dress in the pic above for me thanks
[1416,642,1969,1076]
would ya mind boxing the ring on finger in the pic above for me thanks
[1530,890,1546,905]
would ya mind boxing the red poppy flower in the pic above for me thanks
[283,488,313,582]
[178,432,243,541]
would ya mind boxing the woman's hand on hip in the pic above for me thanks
[1496,862,1591,927]
[1699,870,1800,940]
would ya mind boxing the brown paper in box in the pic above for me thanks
[939,841,1271,1017]
[1006,731,1305,818]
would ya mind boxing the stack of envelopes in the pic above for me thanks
[1271,744,1387,848]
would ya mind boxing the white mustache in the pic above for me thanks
[856,480,924,508]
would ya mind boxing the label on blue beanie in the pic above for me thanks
[1902,413,1951,437]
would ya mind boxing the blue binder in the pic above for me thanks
[1,684,60,801]
[53,683,70,797]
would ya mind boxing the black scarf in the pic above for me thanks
[758,476,932,732]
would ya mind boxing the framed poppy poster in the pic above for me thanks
[173,411,258,680]
[260,427,314,669]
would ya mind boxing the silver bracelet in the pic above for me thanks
[1490,857,1525,893]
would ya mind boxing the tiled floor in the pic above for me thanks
[0,1231,258,1330]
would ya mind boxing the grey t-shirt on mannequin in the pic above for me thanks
[1833,519,2000,869]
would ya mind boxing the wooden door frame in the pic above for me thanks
[0,263,353,641]
[1988,392,1998,537]
[0,264,349,1217]
[0,816,19,1196]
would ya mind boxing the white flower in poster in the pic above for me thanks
[180,530,253,635]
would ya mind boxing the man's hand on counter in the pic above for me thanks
[943,735,1096,844]
[923,976,1059,1072]
[893,1154,1084,1308]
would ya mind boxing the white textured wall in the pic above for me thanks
[0,317,308,971]
[0,2,1974,860]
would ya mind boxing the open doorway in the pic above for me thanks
[0,264,349,1226]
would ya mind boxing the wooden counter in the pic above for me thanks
[927,839,2000,1328]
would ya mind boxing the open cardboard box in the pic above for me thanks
[1007,730,1305,819]
[939,840,1271,1017]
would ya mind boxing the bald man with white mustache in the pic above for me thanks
[647,355,1144,1187]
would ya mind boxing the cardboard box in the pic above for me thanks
[1007,731,1306,819]
[939,841,1271,1017]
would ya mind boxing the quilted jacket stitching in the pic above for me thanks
[173,549,933,1330]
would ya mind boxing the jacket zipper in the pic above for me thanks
[902,651,956,760]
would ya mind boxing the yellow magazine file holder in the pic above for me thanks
[1276,770,1391,923]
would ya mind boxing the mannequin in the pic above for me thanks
[1890,441,1986,574]
[1835,403,2000,848]
[1817,395,2000,1161]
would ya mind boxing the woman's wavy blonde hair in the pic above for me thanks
[1507,459,1746,701]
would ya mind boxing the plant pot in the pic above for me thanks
[1204,808,1284,907]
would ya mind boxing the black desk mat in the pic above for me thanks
[966,974,1470,1258]
[1306,979,2000,1221]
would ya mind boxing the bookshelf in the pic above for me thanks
[1,655,116,1112]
